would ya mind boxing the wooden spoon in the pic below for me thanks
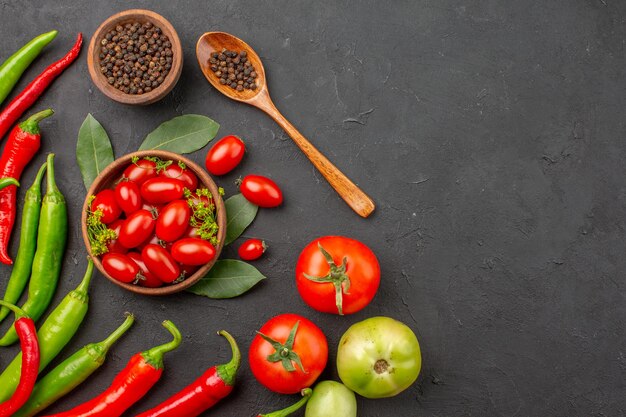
[196,32,375,218]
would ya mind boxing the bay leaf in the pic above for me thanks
[224,193,258,245]
[187,259,266,298]
[139,114,219,153]
[76,114,114,190]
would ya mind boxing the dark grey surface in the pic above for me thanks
[0,0,625,416]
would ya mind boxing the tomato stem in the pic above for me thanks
[303,243,351,315]
[257,321,306,373]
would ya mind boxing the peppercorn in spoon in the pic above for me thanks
[196,32,375,218]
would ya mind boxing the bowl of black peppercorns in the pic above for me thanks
[87,9,183,105]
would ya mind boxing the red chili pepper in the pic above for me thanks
[135,330,241,417]
[43,320,181,417]
[0,33,82,141]
[0,300,40,417]
[0,108,54,265]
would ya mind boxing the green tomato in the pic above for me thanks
[337,316,421,398]
[305,381,357,417]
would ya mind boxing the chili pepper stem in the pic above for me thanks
[0,177,19,189]
[259,388,313,417]
[99,313,134,351]
[141,320,182,369]
[19,109,54,135]
[0,300,28,319]
[215,330,241,386]
[46,153,59,193]
[75,259,94,294]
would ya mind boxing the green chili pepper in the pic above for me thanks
[0,259,93,402]
[0,163,46,324]
[0,30,58,105]
[0,153,67,346]
[13,312,135,417]
[0,177,19,189]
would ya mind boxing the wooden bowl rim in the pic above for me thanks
[87,9,183,105]
[81,150,226,296]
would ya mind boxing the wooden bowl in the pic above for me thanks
[87,9,183,105]
[81,150,226,295]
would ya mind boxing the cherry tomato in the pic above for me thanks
[102,253,139,283]
[140,177,185,204]
[159,163,198,191]
[106,220,128,254]
[127,252,163,288]
[115,180,142,215]
[91,189,121,224]
[182,226,200,239]
[156,200,191,242]
[296,236,380,315]
[118,209,156,249]
[249,313,328,394]
[123,159,157,185]
[142,244,181,283]
[171,238,216,265]
[238,238,266,261]
[205,135,245,175]
[180,263,199,277]
[240,175,283,207]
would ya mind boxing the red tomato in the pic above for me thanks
[127,252,163,288]
[123,159,157,185]
[115,181,142,215]
[118,210,156,249]
[142,244,181,283]
[140,177,184,204]
[171,238,216,265]
[91,189,121,224]
[238,239,266,261]
[295,236,380,315]
[205,135,245,175]
[240,175,283,208]
[180,263,199,277]
[249,313,328,394]
[102,253,139,283]
[106,220,127,254]
[159,163,198,191]
[156,200,191,242]
[182,226,199,239]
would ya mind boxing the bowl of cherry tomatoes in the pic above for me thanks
[81,150,226,295]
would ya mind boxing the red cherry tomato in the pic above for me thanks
[106,220,127,254]
[127,252,163,288]
[159,163,198,191]
[114,180,142,215]
[123,159,157,185]
[102,253,139,283]
[249,313,328,394]
[156,200,191,242]
[180,263,199,277]
[240,175,283,208]
[140,177,184,204]
[295,236,380,315]
[91,189,122,224]
[118,209,156,249]
[238,239,266,261]
[205,135,245,175]
[171,238,216,265]
[182,226,199,239]
[142,244,181,283]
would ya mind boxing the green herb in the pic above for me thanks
[85,196,116,256]
[187,259,265,298]
[76,114,115,190]
[185,187,222,246]
[224,193,258,245]
[139,114,219,153]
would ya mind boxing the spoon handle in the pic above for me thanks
[259,101,375,218]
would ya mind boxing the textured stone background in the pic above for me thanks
[0,0,625,416]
